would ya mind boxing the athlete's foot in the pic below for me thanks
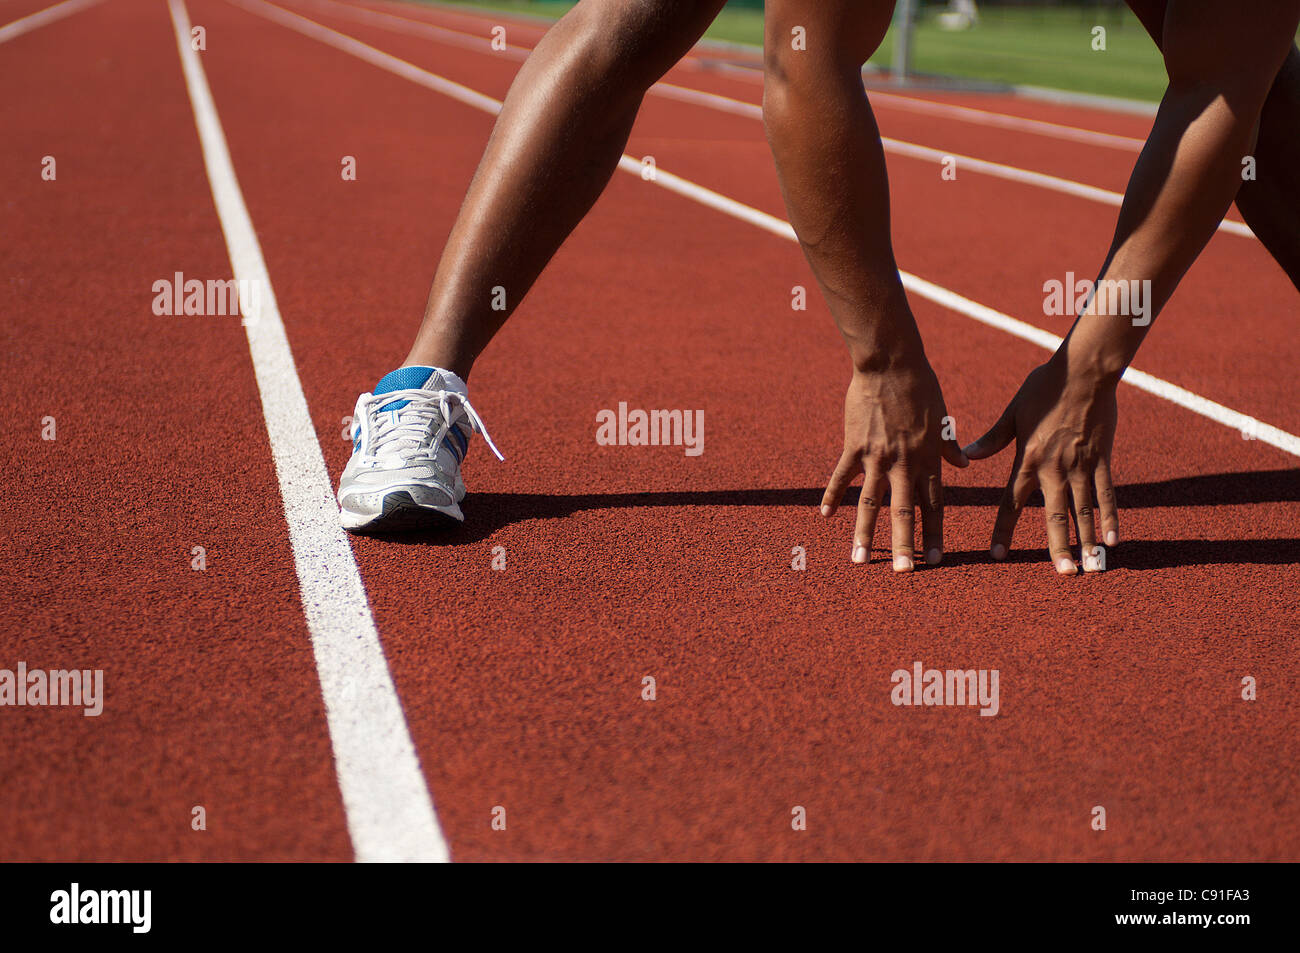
[337,366,502,533]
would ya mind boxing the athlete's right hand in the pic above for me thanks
[820,362,969,571]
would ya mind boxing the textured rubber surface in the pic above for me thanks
[4,0,1297,861]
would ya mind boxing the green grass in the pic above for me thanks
[420,0,767,47]
[879,6,1169,101]
[428,1,1172,101]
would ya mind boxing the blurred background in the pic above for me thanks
[439,0,1170,101]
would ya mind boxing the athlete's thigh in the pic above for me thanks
[566,0,729,74]
[1160,0,1300,93]
[1124,0,1166,45]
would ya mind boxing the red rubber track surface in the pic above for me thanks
[3,0,1297,861]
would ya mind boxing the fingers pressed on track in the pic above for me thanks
[1071,471,1103,572]
[919,472,944,565]
[889,468,916,572]
[1041,472,1078,575]
[1094,458,1120,547]
[821,451,862,517]
[852,466,884,564]
[990,457,1032,560]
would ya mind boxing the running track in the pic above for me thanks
[3,0,1297,862]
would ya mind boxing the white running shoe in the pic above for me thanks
[337,366,502,533]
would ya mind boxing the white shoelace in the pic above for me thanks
[366,388,504,461]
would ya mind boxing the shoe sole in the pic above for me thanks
[341,490,463,535]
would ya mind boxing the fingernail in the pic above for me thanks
[893,554,913,572]
[1056,558,1077,575]
[852,545,868,564]
[1083,553,1103,572]
[1106,530,1118,546]
[926,548,942,565]
[820,505,831,517]
[990,543,1007,561]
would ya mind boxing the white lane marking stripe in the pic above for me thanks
[864,87,1147,152]
[1013,83,1159,118]
[294,0,529,58]
[167,0,449,863]
[0,0,99,44]
[234,0,502,111]
[310,0,725,72]
[232,0,1300,463]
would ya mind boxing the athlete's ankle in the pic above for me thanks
[400,352,473,383]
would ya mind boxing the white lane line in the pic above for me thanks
[295,0,528,59]
[235,0,502,111]
[1013,83,1159,118]
[0,0,100,45]
[864,87,1148,152]
[325,0,734,71]
[228,0,1300,461]
[278,0,1252,240]
[368,0,554,33]
[167,0,449,863]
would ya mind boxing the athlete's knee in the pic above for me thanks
[1163,52,1274,111]
[1161,17,1294,111]
[762,1,893,103]
[565,0,721,90]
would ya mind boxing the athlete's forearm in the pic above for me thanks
[1129,0,1300,288]
[763,9,928,376]
[1059,55,1291,384]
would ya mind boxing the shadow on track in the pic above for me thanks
[932,537,1300,569]
[362,469,1299,557]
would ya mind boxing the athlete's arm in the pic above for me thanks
[965,0,1300,574]
[764,0,967,571]
[1128,0,1300,290]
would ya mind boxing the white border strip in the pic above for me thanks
[864,87,1148,152]
[297,0,528,59]
[0,0,100,45]
[231,0,1300,462]
[1013,83,1159,118]
[168,0,449,862]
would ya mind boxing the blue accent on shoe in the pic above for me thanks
[442,426,469,461]
[373,366,439,411]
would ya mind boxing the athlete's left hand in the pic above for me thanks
[963,356,1120,574]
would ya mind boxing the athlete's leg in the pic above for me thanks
[339,0,724,533]
[404,0,727,377]
[1127,0,1300,289]
[763,0,968,570]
